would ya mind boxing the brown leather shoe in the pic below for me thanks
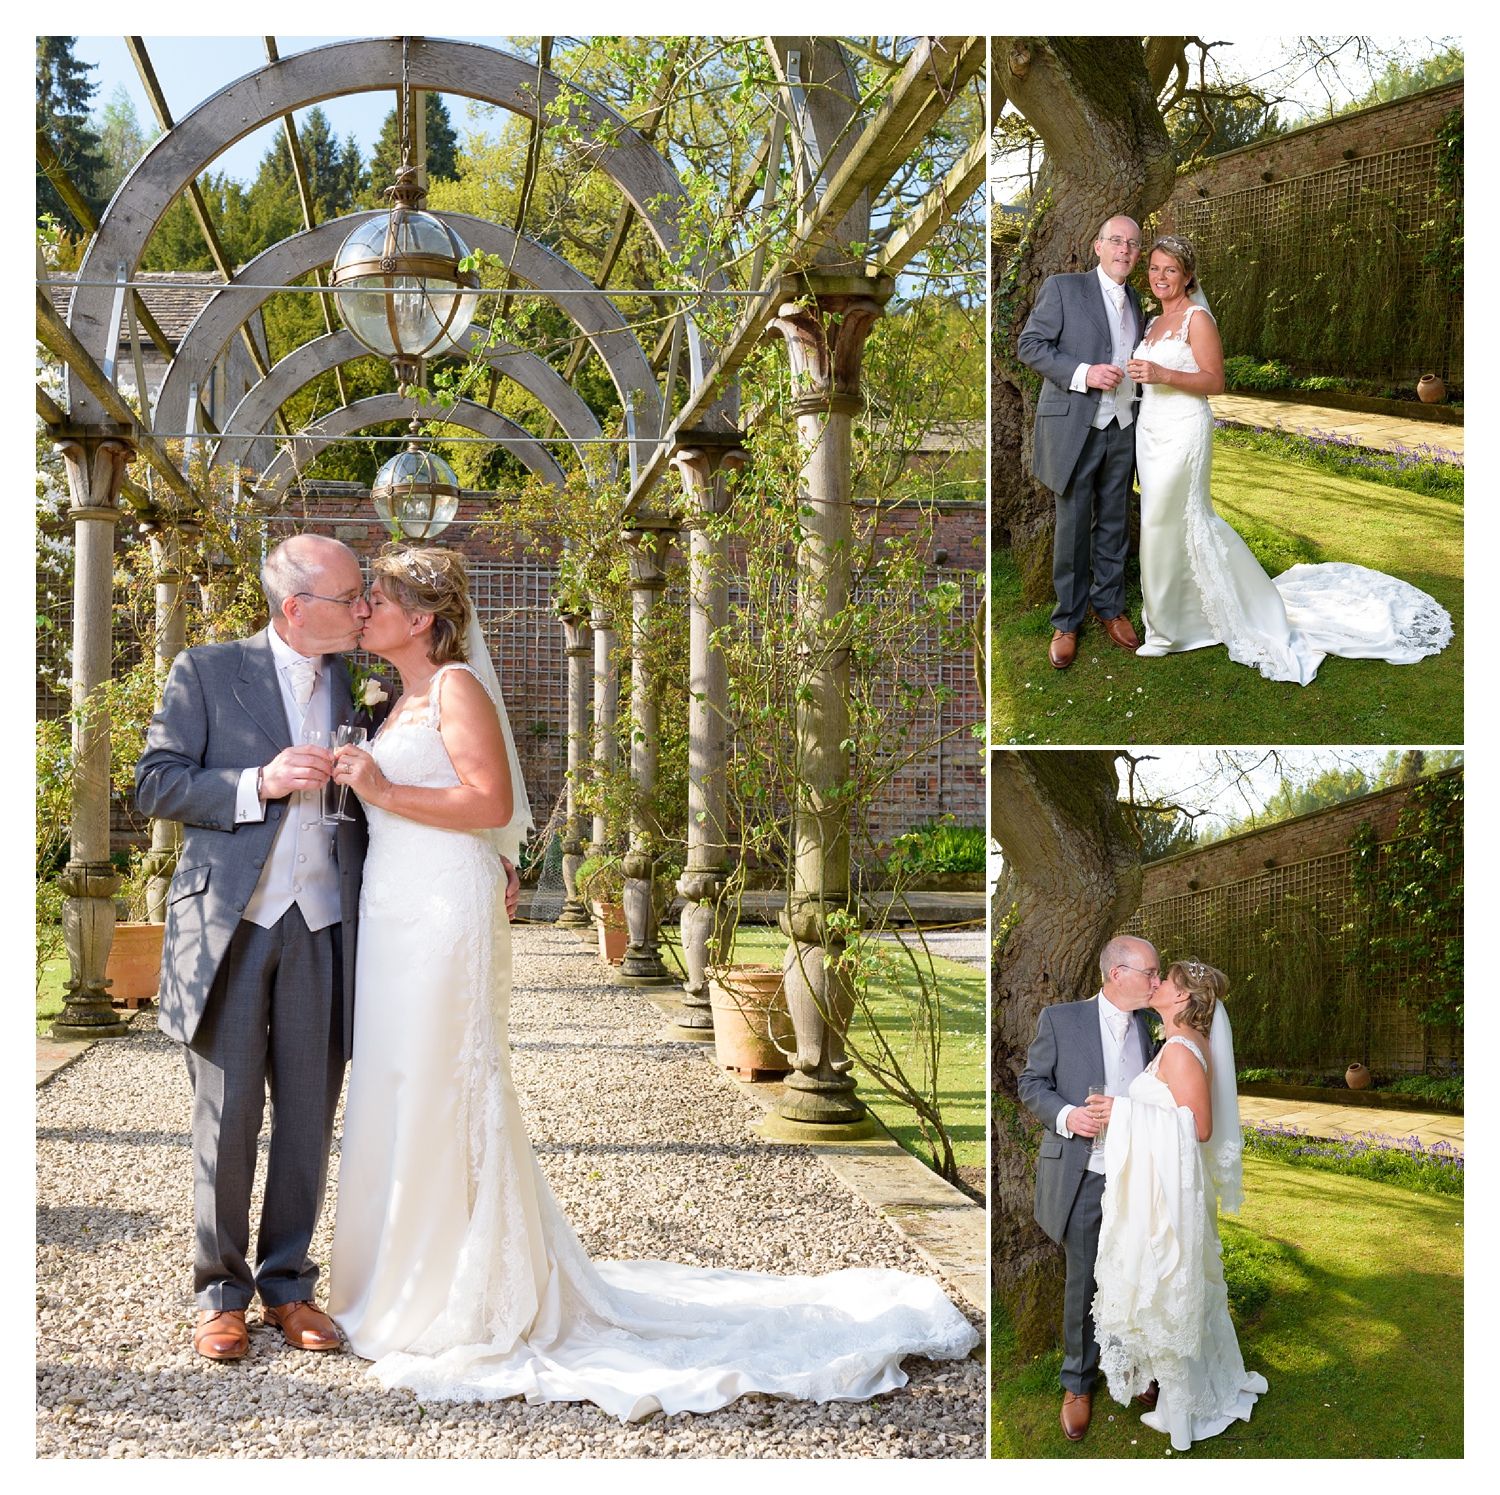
[1049,630,1078,669]
[1134,1380,1160,1409]
[1093,609,1141,652]
[261,1300,342,1352]
[193,1308,249,1361]
[1061,1389,1092,1441]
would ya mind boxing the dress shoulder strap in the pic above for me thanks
[1162,1034,1208,1071]
[428,661,495,729]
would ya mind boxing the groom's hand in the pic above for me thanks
[1067,1104,1103,1138]
[260,745,334,800]
[500,856,520,918]
[1085,362,1124,391]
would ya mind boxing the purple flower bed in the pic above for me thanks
[1214,419,1463,501]
[1243,1120,1463,1196]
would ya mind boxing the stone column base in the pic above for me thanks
[753,1112,879,1143]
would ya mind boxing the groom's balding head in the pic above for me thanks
[262,534,368,654]
[1099,935,1160,1008]
[1093,215,1142,284]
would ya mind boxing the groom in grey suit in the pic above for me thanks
[1017,216,1146,670]
[136,534,371,1361]
[1018,935,1162,1442]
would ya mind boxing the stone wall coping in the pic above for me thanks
[1142,765,1462,877]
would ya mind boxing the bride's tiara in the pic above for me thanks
[390,549,448,588]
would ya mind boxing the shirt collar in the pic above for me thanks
[1096,265,1127,301]
[266,623,319,672]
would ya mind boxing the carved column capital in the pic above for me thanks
[621,523,675,590]
[767,274,894,414]
[668,430,750,527]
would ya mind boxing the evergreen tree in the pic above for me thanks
[95,84,156,204]
[252,106,369,224]
[37,36,108,233]
[369,93,459,200]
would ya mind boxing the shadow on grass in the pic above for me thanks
[990,1158,1462,1458]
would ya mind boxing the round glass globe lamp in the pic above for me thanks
[370,444,461,540]
[330,180,479,387]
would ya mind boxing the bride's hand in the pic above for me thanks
[332,744,389,805]
[1127,358,1168,385]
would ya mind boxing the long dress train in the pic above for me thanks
[328,664,978,1420]
[1133,306,1452,684]
[1091,1034,1268,1450]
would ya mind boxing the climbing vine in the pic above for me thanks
[1346,771,1463,1028]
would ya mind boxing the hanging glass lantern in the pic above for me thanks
[330,168,479,391]
[370,424,461,539]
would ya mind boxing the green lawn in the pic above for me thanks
[724,924,985,1177]
[992,440,1463,745]
[37,957,67,1035]
[990,1154,1463,1458]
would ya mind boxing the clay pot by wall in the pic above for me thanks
[1418,375,1447,404]
[1345,1062,1372,1090]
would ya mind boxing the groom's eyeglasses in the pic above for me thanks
[295,588,369,610]
[1099,236,1143,250]
[1115,963,1159,979]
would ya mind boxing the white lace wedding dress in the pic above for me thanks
[1091,1033,1268,1451]
[1133,305,1452,684]
[327,663,978,1419]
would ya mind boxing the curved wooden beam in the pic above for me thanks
[257,394,565,497]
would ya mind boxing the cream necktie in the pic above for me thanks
[287,657,318,710]
[1109,1007,1130,1052]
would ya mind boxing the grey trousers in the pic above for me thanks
[1051,418,1136,634]
[1060,1169,1107,1394]
[183,905,345,1310]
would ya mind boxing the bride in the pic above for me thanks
[1126,234,1452,685]
[323,546,978,1419]
[1088,960,1268,1451]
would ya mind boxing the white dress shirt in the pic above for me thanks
[1056,991,1147,1176]
[1069,265,1138,430]
[234,625,342,932]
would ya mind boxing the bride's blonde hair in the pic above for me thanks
[1148,234,1199,293]
[1166,959,1226,1035]
[371,546,471,665]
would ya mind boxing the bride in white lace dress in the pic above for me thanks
[1090,960,1268,1451]
[324,547,977,1419]
[1127,236,1451,685]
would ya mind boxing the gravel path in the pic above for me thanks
[37,925,983,1459]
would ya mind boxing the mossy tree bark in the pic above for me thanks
[989,749,1143,1357]
[991,37,1181,603]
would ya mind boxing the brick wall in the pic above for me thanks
[1139,774,1443,902]
[1161,81,1462,215]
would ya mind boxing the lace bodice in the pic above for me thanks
[1135,306,1208,424]
[1147,1034,1208,1079]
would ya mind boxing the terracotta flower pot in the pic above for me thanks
[1417,374,1446,404]
[592,901,629,966]
[708,964,794,1081]
[106,922,165,1008]
[1345,1062,1372,1091]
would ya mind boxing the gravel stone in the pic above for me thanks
[37,924,984,1458]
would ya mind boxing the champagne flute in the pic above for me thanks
[1087,1083,1109,1156]
[326,724,368,824]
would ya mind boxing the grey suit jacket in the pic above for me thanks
[1017,997,1159,1244]
[134,631,367,1057]
[1016,271,1144,496]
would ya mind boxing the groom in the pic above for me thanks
[136,534,372,1362]
[1017,215,1146,670]
[1018,935,1162,1441]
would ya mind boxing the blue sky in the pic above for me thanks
[72,36,522,184]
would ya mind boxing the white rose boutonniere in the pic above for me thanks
[361,678,389,708]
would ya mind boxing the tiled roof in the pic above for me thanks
[47,271,224,349]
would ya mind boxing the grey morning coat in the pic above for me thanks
[134,631,367,1059]
[1016,271,1145,496]
[1017,997,1160,1245]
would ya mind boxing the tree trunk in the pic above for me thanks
[989,749,1144,1357]
[991,37,1179,603]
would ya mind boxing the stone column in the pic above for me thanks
[616,522,678,986]
[669,436,749,1036]
[589,602,619,858]
[762,273,892,1139]
[555,609,592,929]
[51,427,135,1040]
[141,518,192,922]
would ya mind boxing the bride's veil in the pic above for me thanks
[463,609,534,863]
[1188,284,1214,317]
[1207,1001,1244,1214]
